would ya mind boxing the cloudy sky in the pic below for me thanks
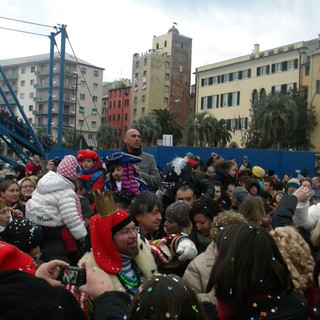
[1,0,319,84]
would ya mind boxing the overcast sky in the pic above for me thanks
[1,0,320,84]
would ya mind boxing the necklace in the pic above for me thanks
[117,260,142,295]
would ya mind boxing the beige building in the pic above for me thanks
[0,53,104,149]
[195,37,320,151]
[130,26,192,128]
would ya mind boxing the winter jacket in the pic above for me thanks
[271,195,298,229]
[25,171,87,240]
[293,201,320,230]
[183,241,217,304]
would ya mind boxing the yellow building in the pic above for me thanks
[131,26,192,127]
[195,36,320,150]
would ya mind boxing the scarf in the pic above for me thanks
[121,163,140,196]
[121,145,142,157]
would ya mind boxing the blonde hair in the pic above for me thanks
[239,195,265,225]
[270,226,314,296]
[210,210,247,241]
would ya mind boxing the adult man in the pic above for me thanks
[25,154,42,176]
[238,155,252,171]
[175,185,196,207]
[123,129,161,192]
[79,191,197,296]
[130,191,165,240]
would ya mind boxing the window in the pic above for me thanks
[31,66,35,73]
[113,115,115,121]
[124,99,129,107]
[164,86,169,93]
[257,65,270,76]
[179,66,183,72]
[93,70,99,77]
[133,109,137,116]
[144,58,148,66]
[135,61,139,68]
[305,65,310,76]
[134,97,137,105]
[81,67,86,75]
[113,101,116,108]
[79,107,85,113]
[28,118,33,124]
[93,96,98,102]
[201,95,219,110]
[164,40,167,47]
[30,79,34,86]
[221,92,240,107]
[141,108,145,115]
[221,94,228,107]
[316,80,320,93]
[117,114,120,121]
[20,93,25,100]
[79,119,84,127]
[165,73,170,81]
[125,113,128,120]
[80,94,85,100]
[29,105,33,111]
[156,43,159,50]
[109,102,112,109]
[109,115,111,122]
[166,61,170,68]
[243,69,251,78]
[164,97,169,105]
[21,80,25,87]
[232,92,239,106]
[93,83,98,90]
[259,88,266,100]
[181,42,184,48]
[21,68,26,74]
[80,81,85,88]
[91,109,97,115]
[118,90,122,97]
[118,101,121,108]
[142,95,146,103]
[29,92,34,99]
[91,121,96,128]
[88,134,93,140]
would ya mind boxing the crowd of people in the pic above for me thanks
[1,128,320,319]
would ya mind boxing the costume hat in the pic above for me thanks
[90,190,133,274]
[104,152,141,168]
[77,149,99,162]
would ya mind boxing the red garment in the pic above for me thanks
[25,162,42,176]
[304,286,319,320]
[80,172,105,191]
[61,227,78,252]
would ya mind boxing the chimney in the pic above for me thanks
[254,44,260,58]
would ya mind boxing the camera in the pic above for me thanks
[58,266,86,286]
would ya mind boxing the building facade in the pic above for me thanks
[195,37,320,151]
[0,53,104,149]
[106,79,131,146]
[130,26,192,128]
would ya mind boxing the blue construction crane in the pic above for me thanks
[0,66,49,165]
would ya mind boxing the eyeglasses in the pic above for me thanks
[114,225,139,236]
[21,185,34,189]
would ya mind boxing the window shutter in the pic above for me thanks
[294,59,298,69]
[237,91,240,105]
[272,64,275,73]
[216,95,219,108]
[257,67,260,76]
[267,65,270,74]
[228,93,232,106]
[238,71,242,79]
[201,79,205,87]
[281,84,287,94]
[248,69,251,78]
[201,97,204,110]
[229,73,233,81]
[271,86,275,94]
[282,61,287,71]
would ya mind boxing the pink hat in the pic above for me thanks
[57,155,82,181]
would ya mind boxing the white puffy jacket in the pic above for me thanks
[26,171,87,240]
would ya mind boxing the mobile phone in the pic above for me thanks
[58,266,86,286]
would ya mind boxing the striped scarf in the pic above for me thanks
[121,163,140,196]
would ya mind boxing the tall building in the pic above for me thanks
[106,79,131,147]
[130,26,192,128]
[195,36,320,151]
[0,53,104,149]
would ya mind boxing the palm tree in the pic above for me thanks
[134,115,161,147]
[151,109,183,145]
[254,93,298,149]
[212,118,232,147]
[96,124,118,149]
[185,112,215,147]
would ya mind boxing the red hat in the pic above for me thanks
[77,150,99,162]
[57,155,82,181]
[0,241,35,275]
[90,209,132,274]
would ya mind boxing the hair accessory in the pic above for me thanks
[192,305,198,313]
[147,287,152,292]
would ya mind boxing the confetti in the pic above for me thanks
[192,305,198,313]
[147,287,152,292]
[271,308,276,313]
[168,286,173,292]
[253,303,257,307]
[166,312,171,318]
[260,312,267,317]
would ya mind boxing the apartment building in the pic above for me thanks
[195,36,320,151]
[0,53,104,149]
[131,25,192,127]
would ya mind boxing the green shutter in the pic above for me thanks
[272,64,275,73]
[257,67,260,76]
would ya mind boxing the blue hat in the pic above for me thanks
[104,152,141,168]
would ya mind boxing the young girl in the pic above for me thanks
[77,150,105,191]
[104,152,147,196]
[26,155,87,265]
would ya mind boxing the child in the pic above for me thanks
[104,152,147,196]
[77,150,105,191]
[26,155,87,265]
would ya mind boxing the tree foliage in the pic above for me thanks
[185,112,232,147]
[151,109,183,145]
[133,115,161,147]
[96,124,118,149]
[242,87,316,150]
